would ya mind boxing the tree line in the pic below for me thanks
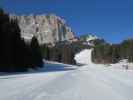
[0,8,43,72]
[40,40,90,64]
[92,38,133,64]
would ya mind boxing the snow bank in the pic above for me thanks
[74,49,93,65]
[108,59,133,70]
[37,61,77,72]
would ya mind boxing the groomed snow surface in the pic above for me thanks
[0,49,133,100]
[74,49,93,65]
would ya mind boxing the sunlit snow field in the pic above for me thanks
[0,49,133,100]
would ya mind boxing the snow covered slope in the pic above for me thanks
[107,59,133,70]
[74,49,93,65]
[0,62,133,100]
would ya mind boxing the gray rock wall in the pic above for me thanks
[10,14,75,44]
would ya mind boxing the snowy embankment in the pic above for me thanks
[108,59,133,70]
[74,49,93,65]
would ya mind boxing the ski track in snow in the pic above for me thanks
[0,64,133,100]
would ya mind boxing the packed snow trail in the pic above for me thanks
[74,49,93,65]
[0,63,133,100]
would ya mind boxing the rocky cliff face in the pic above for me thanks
[10,14,75,44]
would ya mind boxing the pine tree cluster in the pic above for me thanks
[0,9,43,72]
[92,39,133,64]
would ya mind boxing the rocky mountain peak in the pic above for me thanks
[10,14,76,44]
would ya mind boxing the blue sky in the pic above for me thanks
[1,0,133,43]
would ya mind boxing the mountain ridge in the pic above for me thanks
[10,14,76,45]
